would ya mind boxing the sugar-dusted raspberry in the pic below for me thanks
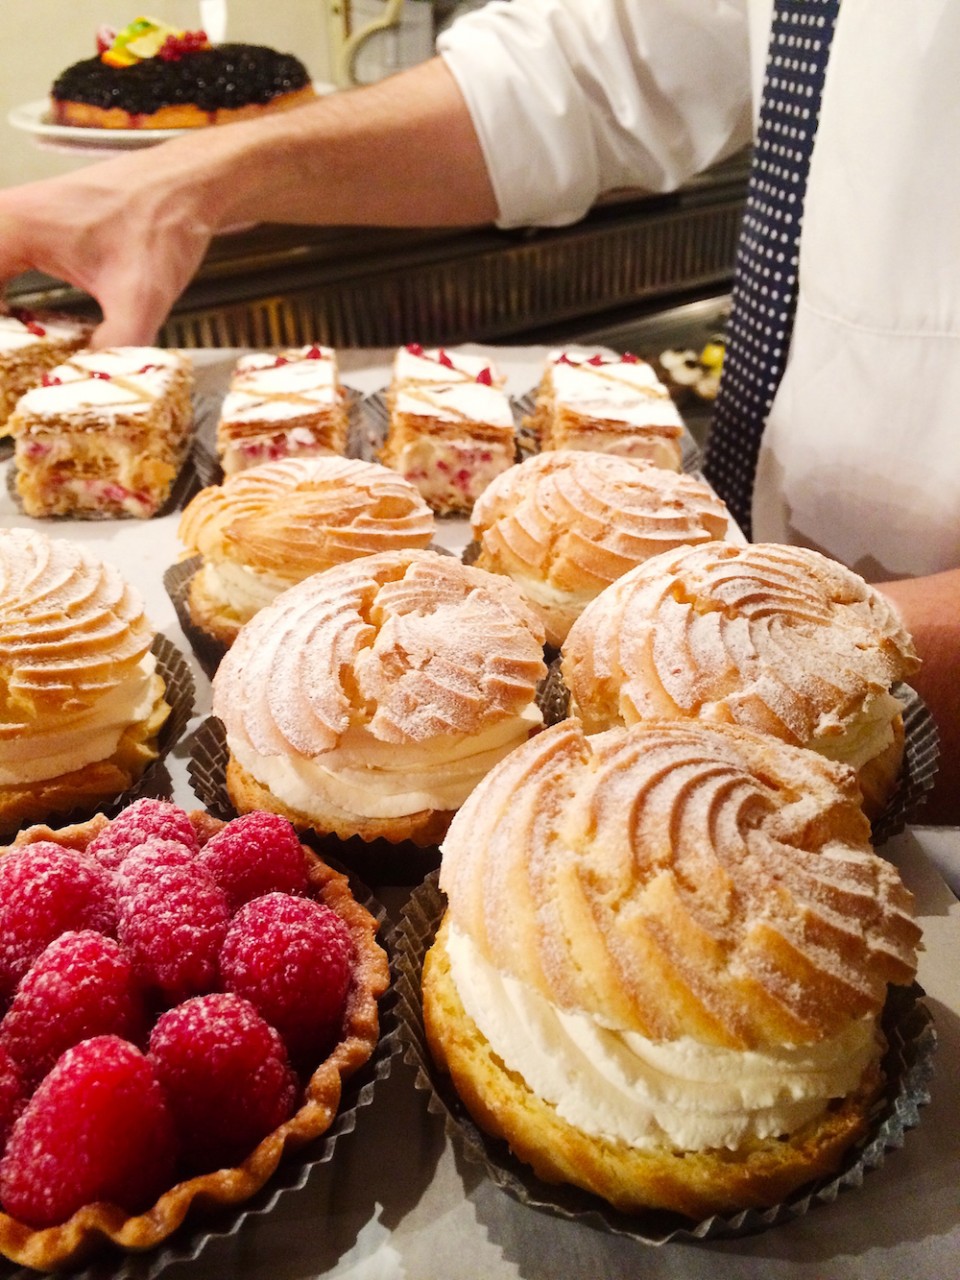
[86,798,199,872]
[220,894,354,1066]
[196,812,309,910]
[0,1035,176,1228]
[0,843,116,1000]
[1,931,148,1088]
[148,992,298,1174]
[0,1046,28,1151]
[115,841,230,1004]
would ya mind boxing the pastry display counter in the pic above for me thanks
[0,346,957,1280]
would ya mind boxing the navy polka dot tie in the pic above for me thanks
[703,0,840,539]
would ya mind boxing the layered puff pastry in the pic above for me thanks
[212,549,547,847]
[380,346,516,515]
[215,346,349,475]
[0,528,171,832]
[7,347,193,519]
[0,310,91,434]
[522,349,686,468]
[560,541,920,819]
[424,717,921,1218]
[178,456,436,646]
[469,451,729,648]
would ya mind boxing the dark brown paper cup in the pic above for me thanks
[394,873,936,1246]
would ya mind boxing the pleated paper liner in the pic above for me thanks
[190,385,366,491]
[187,716,443,887]
[163,556,227,680]
[0,633,195,842]
[0,839,399,1279]
[534,669,938,849]
[394,872,937,1247]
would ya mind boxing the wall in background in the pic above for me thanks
[0,1,332,187]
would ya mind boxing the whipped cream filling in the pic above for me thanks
[198,559,294,620]
[399,438,512,501]
[505,567,596,614]
[446,925,879,1153]
[228,704,542,819]
[808,689,903,772]
[0,653,160,785]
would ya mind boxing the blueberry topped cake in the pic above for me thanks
[50,18,316,130]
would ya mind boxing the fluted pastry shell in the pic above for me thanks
[0,528,169,828]
[0,809,389,1271]
[469,452,729,647]
[178,455,435,645]
[213,549,547,845]
[438,718,920,1052]
[561,541,920,814]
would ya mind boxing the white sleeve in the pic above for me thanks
[437,0,753,228]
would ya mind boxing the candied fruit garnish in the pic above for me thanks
[87,798,199,873]
[0,1046,28,1152]
[115,841,229,1004]
[0,843,116,1000]
[149,992,297,1174]
[475,367,493,385]
[1,931,148,1088]
[220,894,353,1066]
[0,1036,176,1228]
[437,349,454,369]
[196,811,308,910]
[406,342,424,356]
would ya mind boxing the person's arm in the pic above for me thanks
[877,568,960,824]
[0,0,751,348]
[0,58,495,347]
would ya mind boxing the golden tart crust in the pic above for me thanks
[0,810,389,1271]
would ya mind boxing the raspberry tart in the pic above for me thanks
[0,800,389,1270]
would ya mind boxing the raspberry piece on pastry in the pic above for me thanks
[1,931,147,1087]
[115,841,229,1004]
[149,992,297,1174]
[221,894,353,1066]
[0,1036,176,1228]
[196,811,308,908]
[0,843,116,999]
[86,798,199,871]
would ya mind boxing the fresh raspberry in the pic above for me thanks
[0,1046,28,1151]
[220,894,354,1066]
[1,931,148,1088]
[115,841,230,1004]
[196,812,308,910]
[148,993,298,1174]
[86,799,199,872]
[0,1035,176,1227]
[0,843,116,1000]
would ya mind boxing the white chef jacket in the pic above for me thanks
[438,0,960,580]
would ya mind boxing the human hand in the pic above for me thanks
[0,145,217,347]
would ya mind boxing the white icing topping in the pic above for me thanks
[393,346,500,384]
[394,381,514,428]
[0,314,87,351]
[15,347,184,417]
[221,348,339,423]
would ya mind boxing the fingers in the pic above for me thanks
[85,249,206,348]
